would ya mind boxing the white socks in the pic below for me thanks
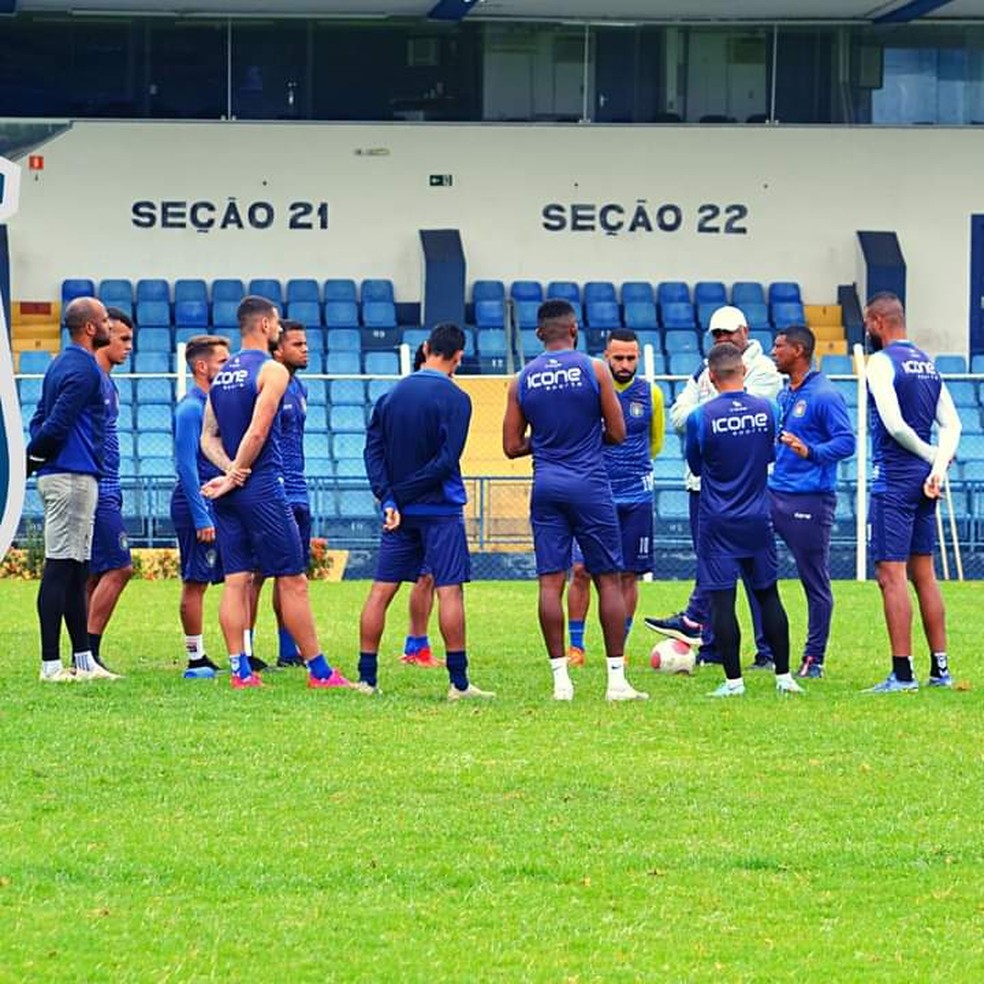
[74,650,97,673]
[606,656,626,688]
[185,634,204,660]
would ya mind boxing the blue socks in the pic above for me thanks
[446,650,468,691]
[404,635,430,654]
[359,651,378,687]
[278,627,298,660]
[306,653,332,680]
[569,620,586,650]
[231,653,251,680]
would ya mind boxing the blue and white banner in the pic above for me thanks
[0,155,25,563]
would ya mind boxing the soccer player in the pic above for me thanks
[358,323,492,700]
[685,342,802,698]
[862,292,960,693]
[200,296,348,691]
[645,305,782,669]
[566,328,664,666]
[170,334,229,679]
[27,296,110,682]
[503,299,647,702]
[84,306,136,679]
[770,326,855,678]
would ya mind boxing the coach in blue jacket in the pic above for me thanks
[770,326,855,679]
[27,296,111,682]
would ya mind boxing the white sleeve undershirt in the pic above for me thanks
[866,351,936,465]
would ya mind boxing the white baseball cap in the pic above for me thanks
[708,305,748,333]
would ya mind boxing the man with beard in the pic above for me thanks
[565,329,664,665]
[27,296,111,682]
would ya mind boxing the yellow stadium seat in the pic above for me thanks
[805,304,842,327]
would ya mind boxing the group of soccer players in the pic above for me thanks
[27,289,960,697]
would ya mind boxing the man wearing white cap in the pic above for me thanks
[645,305,782,666]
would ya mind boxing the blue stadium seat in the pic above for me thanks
[668,352,703,375]
[368,379,396,403]
[657,282,690,305]
[694,281,728,306]
[332,433,364,459]
[136,278,170,304]
[402,328,429,353]
[583,281,616,305]
[519,330,540,359]
[304,352,325,372]
[472,280,505,303]
[135,378,174,404]
[635,330,661,353]
[475,299,505,329]
[61,278,95,307]
[957,406,983,433]
[117,431,135,459]
[823,355,854,376]
[946,381,976,405]
[136,302,171,328]
[286,279,320,304]
[361,279,395,304]
[624,301,658,331]
[212,301,239,329]
[647,352,667,374]
[248,278,283,305]
[585,330,611,355]
[769,282,802,305]
[936,354,968,375]
[174,300,208,328]
[133,352,171,373]
[306,379,328,404]
[330,379,365,405]
[566,301,583,324]
[832,379,859,407]
[104,301,133,321]
[139,457,173,479]
[697,303,726,329]
[325,351,360,375]
[510,280,543,303]
[652,458,683,482]
[324,300,360,328]
[287,301,322,328]
[514,300,540,330]
[174,279,208,304]
[337,489,378,518]
[303,433,331,460]
[771,301,806,329]
[307,457,334,479]
[749,330,774,352]
[334,459,367,479]
[212,279,244,303]
[327,328,361,352]
[546,281,580,303]
[586,301,621,329]
[116,379,133,404]
[661,302,696,329]
[136,404,172,432]
[362,301,397,329]
[137,327,172,351]
[99,279,133,307]
[18,378,43,403]
[621,282,654,305]
[116,403,134,430]
[324,279,357,303]
[364,352,399,375]
[330,405,366,432]
[657,489,691,520]
[18,351,51,374]
[971,355,984,374]
[478,330,508,356]
[731,281,765,307]
[742,302,771,331]
[363,327,402,352]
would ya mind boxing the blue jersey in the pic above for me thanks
[605,376,654,505]
[280,374,308,506]
[518,350,607,484]
[769,371,855,494]
[686,391,777,556]
[208,348,283,482]
[98,370,122,503]
[172,385,223,531]
[868,342,941,494]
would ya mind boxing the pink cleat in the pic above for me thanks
[231,673,263,690]
[308,668,352,689]
[400,647,444,668]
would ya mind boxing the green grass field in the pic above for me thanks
[0,578,981,983]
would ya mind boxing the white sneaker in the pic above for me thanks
[605,681,649,701]
[776,676,805,695]
[708,680,745,698]
[39,666,76,683]
[76,663,122,681]
[447,683,496,701]
[553,680,574,701]
[353,680,382,696]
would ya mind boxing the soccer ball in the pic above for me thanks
[650,638,696,676]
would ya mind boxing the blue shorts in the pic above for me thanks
[531,478,623,576]
[214,479,305,578]
[697,542,778,593]
[290,502,312,569]
[90,496,132,575]
[171,494,223,584]
[868,490,936,562]
[571,500,652,575]
[375,514,470,587]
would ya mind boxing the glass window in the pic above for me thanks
[232,20,309,120]
[146,20,226,119]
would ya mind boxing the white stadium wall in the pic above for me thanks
[8,121,983,354]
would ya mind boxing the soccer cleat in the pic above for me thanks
[308,668,352,689]
[75,663,121,681]
[276,655,305,669]
[567,646,585,668]
[862,672,918,694]
[605,681,649,701]
[748,656,775,672]
[927,673,953,689]
[797,657,825,679]
[248,656,269,674]
[447,683,496,701]
[400,647,444,669]
[183,665,216,680]
[708,680,745,698]
[353,680,382,696]
[231,673,263,689]
[644,613,702,647]
[39,666,77,683]
[553,680,574,701]
[776,676,805,695]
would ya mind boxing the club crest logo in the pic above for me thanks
[629,401,644,418]
[792,399,807,418]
